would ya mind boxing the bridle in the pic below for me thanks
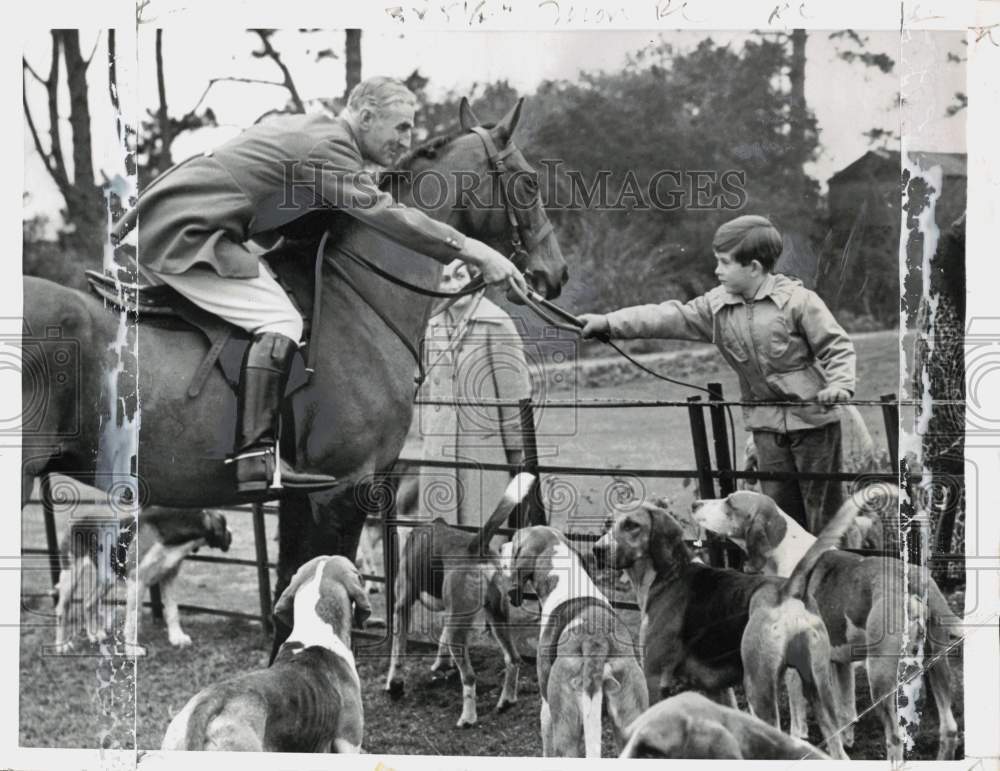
[319,126,737,460]
[319,125,564,384]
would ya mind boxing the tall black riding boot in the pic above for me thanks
[228,332,338,494]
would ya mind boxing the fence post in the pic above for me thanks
[252,503,273,636]
[40,475,60,594]
[517,397,547,527]
[687,396,724,566]
[707,383,736,496]
[707,383,740,569]
[880,394,900,471]
[686,396,716,500]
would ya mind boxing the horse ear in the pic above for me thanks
[273,556,326,629]
[496,97,524,142]
[647,507,687,573]
[459,97,480,131]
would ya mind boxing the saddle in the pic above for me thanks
[84,241,316,400]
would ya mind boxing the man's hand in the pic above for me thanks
[460,238,528,294]
[816,386,850,404]
[578,313,611,341]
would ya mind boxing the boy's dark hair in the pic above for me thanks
[712,215,783,272]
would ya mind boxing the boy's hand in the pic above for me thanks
[817,386,850,404]
[579,314,611,341]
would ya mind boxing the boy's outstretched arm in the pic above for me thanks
[579,295,715,343]
[799,293,856,403]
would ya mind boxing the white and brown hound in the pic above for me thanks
[384,473,534,727]
[620,691,830,759]
[692,489,961,760]
[161,555,370,752]
[593,500,852,759]
[501,525,648,757]
[54,507,231,653]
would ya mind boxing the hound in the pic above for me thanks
[384,473,534,727]
[501,525,648,757]
[593,500,852,760]
[161,555,370,752]
[692,489,961,760]
[620,691,830,759]
[54,507,232,653]
[355,519,383,594]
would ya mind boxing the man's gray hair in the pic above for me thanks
[345,77,416,115]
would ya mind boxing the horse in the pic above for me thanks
[21,98,568,611]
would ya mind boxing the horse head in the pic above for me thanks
[393,98,568,300]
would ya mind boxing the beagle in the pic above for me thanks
[501,525,648,757]
[54,507,231,654]
[384,473,534,727]
[692,489,961,760]
[593,500,851,759]
[161,555,370,752]
[620,691,830,759]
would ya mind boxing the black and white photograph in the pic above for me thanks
[6,0,999,767]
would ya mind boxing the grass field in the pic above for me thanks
[18,329,965,758]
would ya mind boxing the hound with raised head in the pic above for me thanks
[593,500,851,759]
[692,489,961,761]
[161,555,370,752]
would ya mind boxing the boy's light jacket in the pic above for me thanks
[605,273,856,432]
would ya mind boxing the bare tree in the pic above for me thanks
[344,29,362,99]
[23,30,105,262]
[250,29,305,112]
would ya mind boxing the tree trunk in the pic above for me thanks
[155,29,173,173]
[344,29,362,100]
[787,29,808,201]
[57,30,104,264]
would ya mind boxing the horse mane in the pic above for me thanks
[387,122,498,179]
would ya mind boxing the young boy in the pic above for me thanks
[579,215,856,534]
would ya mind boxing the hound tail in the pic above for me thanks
[469,472,536,557]
[580,637,611,758]
[781,496,861,602]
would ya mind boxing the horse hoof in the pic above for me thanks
[387,679,405,699]
[496,699,515,714]
[456,717,477,729]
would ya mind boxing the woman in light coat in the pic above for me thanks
[414,260,532,526]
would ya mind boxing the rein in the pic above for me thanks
[311,127,737,468]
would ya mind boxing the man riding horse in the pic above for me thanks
[117,77,527,496]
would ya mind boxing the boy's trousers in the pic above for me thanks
[753,422,845,534]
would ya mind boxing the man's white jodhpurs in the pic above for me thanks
[144,263,304,342]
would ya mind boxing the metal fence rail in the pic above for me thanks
[24,386,964,639]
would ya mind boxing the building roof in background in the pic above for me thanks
[828,149,966,183]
